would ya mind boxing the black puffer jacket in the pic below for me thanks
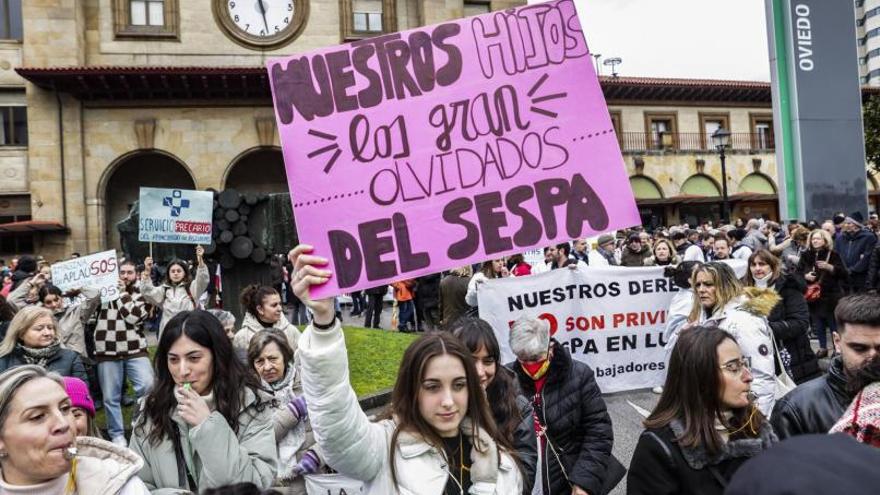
[513,394,537,495]
[510,341,613,495]
[0,346,88,384]
[770,356,853,439]
[766,274,819,383]
[627,420,776,495]
[796,248,847,317]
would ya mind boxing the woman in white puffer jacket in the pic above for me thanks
[141,245,209,337]
[288,245,522,495]
[689,262,779,416]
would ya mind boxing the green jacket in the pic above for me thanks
[129,388,278,494]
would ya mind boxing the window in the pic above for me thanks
[750,113,774,150]
[114,0,178,39]
[464,0,491,17]
[698,112,730,150]
[609,110,622,147]
[0,0,22,40]
[644,113,677,150]
[0,107,26,146]
[341,0,395,40]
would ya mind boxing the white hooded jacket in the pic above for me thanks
[698,288,780,416]
[297,321,522,494]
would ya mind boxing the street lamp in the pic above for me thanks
[711,127,732,224]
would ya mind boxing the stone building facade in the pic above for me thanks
[0,1,876,259]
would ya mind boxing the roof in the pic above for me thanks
[0,220,68,233]
[14,66,880,104]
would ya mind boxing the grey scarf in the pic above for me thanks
[16,340,61,367]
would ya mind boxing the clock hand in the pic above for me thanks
[257,0,269,33]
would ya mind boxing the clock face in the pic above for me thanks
[215,0,308,49]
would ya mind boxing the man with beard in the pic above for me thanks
[772,294,880,438]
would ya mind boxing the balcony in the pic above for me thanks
[617,132,775,153]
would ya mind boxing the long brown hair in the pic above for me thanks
[743,249,781,286]
[688,262,743,322]
[645,326,764,456]
[386,332,511,487]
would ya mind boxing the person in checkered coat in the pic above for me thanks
[94,259,155,447]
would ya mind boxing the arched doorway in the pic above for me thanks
[103,151,195,250]
[738,173,777,194]
[679,174,721,226]
[224,147,289,194]
[629,175,665,230]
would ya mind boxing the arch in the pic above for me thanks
[680,174,721,196]
[629,175,664,199]
[222,146,289,194]
[102,150,196,250]
[738,173,777,194]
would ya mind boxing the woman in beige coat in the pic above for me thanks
[130,310,277,494]
[141,245,210,337]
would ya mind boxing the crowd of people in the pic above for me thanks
[0,211,877,493]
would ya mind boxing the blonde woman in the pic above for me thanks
[796,229,848,358]
[644,238,680,266]
[688,262,778,415]
[0,306,87,384]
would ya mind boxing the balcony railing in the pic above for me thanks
[617,132,775,153]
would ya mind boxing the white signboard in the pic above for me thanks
[51,250,120,305]
[478,261,746,393]
[305,474,364,494]
[138,187,213,245]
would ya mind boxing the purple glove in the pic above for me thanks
[287,395,308,422]
[291,449,321,477]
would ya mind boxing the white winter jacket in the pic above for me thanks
[233,312,302,363]
[699,290,778,416]
[141,265,209,336]
[297,321,522,495]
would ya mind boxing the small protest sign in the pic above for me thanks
[51,250,120,305]
[478,261,746,393]
[138,187,213,245]
[267,0,639,297]
[304,473,364,494]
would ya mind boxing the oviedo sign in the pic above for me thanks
[268,0,639,297]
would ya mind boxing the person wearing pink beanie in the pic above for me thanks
[63,376,102,439]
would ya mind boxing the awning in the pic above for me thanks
[636,192,778,207]
[0,220,68,233]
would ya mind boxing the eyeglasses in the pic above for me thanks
[720,357,751,375]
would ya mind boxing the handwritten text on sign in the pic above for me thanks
[51,250,120,306]
[268,0,640,297]
[138,187,213,245]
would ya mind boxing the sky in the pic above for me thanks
[576,0,772,82]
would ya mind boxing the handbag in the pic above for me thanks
[804,251,832,302]
[771,333,797,399]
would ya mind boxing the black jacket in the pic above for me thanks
[836,228,877,274]
[510,341,613,495]
[415,273,441,309]
[796,248,848,314]
[865,244,880,290]
[627,420,776,495]
[0,347,88,384]
[513,394,538,495]
[770,356,853,440]
[766,274,820,383]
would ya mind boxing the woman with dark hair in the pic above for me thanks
[247,330,323,484]
[142,245,210,336]
[451,318,537,494]
[743,250,819,384]
[628,327,777,495]
[287,245,522,494]
[233,285,301,362]
[465,259,507,307]
[130,310,277,492]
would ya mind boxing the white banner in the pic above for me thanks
[51,250,120,305]
[138,187,213,245]
[478,260,746,393]
[304,473,364,495]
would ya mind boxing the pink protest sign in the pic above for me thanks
[267,0,640,298]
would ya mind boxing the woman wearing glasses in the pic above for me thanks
[687,262,778,416]
[627,327,777,495]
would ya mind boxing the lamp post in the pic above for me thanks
[712,127,732,224]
